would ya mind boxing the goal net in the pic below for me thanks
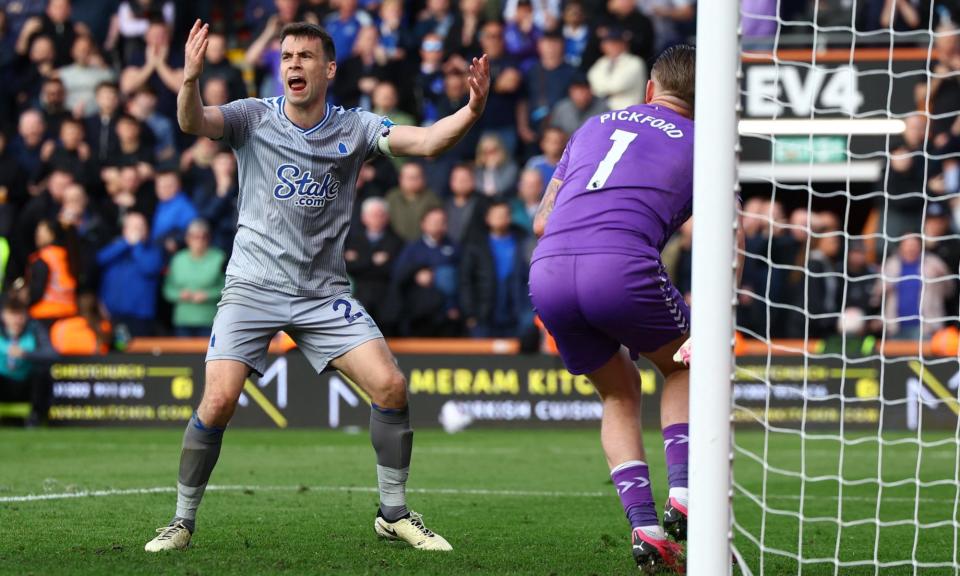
[729,2,960,574]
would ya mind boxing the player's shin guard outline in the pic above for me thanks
[370,403,413,521]
[175,412,226,527]
[611,460,660,530]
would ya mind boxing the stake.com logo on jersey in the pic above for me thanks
[273,164,342,207]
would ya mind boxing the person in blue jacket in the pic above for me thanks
[97,211,163,336]
[152,170,198,256]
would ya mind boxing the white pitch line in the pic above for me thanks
[0,484,610,504]
[2,484,957,505]
[0,486,176,503]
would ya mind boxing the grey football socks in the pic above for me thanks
[370,404,413,522]
[171,406,412,529]
[173,412,225,532]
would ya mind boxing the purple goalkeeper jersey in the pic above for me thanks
[532,104,694,261]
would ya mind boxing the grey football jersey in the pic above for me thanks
[218,97,391,297]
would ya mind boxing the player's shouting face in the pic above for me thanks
[281,35,336,108]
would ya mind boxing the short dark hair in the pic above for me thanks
[60,116,82,130]
[421,206,445,222]
[651,44,695,107]
[280,22,337,62]
[540,29,563,41]
[36,218,64,244]
[488,200,510,213]
[2,297,27,314]
[134,84,157,98]
[482,20,505,33]
[116,113,139,126]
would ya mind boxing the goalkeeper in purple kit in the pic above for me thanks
[530,45,724,573]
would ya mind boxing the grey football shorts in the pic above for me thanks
[205,279,383,376]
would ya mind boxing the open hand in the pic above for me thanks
[154,42,170,67]
[184,19,209,83]
[467,55,490,116]
[21,17,43,38]
[40,140,55,162]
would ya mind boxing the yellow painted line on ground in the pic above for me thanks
[336,371,371,406]
[146,367,192,377]
[908,361,960,415]
[243,380,289,428]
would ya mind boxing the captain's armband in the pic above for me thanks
[377,134,394,157]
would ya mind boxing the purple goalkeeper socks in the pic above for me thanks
[663,423,689,489]
[611,460,659,529]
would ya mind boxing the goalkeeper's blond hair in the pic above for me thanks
[651,45,695,107]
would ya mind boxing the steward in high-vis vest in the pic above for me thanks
[27,221,78,322]
[50,293,112,355]
[0,237,9,289]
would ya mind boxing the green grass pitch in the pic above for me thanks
[1,428,957,575]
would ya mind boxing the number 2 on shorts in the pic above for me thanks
[333,298,364,324]
[588,128,638,190]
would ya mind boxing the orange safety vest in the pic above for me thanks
[534,315,559,355]
[50,316,111,355]
[28,245,78,320]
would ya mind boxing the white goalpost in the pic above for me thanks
[694,0,960,573]
[689,0,740,573]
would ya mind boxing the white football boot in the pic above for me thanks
[374,510,452,551]
[144,520,192,552]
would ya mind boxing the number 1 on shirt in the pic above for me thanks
[588,129,639,190]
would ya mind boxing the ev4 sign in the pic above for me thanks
[745,65,864,117]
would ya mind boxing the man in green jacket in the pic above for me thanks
[163,219,225,337]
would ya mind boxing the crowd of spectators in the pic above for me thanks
[690,13,960,347]
[742,0,960,40]
[669,196,960,346]
[0,0,699,367]
[2,0,960,412]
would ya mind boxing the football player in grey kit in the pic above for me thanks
[145,20,490,552]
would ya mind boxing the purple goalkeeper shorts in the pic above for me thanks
[529,253,690,375]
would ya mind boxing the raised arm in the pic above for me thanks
[245,16,280,67]
[386,56,490,157]
[533,177,562,237]
[880,0,920,28]
[15,17,42,56]
[154,43,185,93]
[178,20,225,139]
[120,59,157,95]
